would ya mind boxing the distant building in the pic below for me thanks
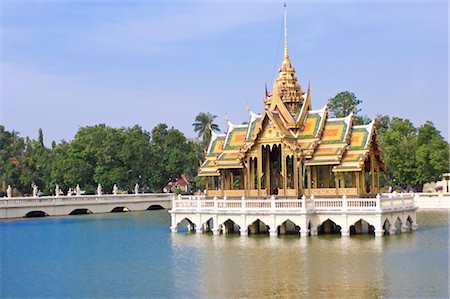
[163,175,190,193]
[423,173,450,193]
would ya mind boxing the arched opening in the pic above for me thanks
[278,219,300,235]
[248,219,269,235]
[111,207,130,213]
[383,219,391,236]
[69,209,93,215]
[318,219,341,235]
[176,218,195,233]
[393,217,402,234]
[349,219,375,236]
[147,205,164,210]
[201,218,213,233]
[222,219,240,234]
[404,215,413,232]
[24,211,49,218]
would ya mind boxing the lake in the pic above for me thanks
[1,210,448,298]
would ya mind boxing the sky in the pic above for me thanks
[1,1,448,146]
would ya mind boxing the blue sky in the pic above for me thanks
[1,1,448,145]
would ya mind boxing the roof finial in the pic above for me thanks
[284,3,289,61]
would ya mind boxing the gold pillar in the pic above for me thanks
[257,146,262,196]
[307,166,312,193]
[265,145,271,193]
[376,165,380,194]
[296,158,302,197]
[312,167,317,189]
[220,172,224,197]
[356,171,361,196]
[245,157,250,197]
[335,172,339,195]
[324,166,329,188]
[294,157,299,197]
[281,146,287,196]
[370,153,375,194]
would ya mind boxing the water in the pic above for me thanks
[1,210,448,298]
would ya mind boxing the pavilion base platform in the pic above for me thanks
[169,193,418,237]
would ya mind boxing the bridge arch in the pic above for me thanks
[393,217,403,234]
[69,209,92,215]
[248,218,270,235]
[24,210,49,218]
[278,219,300,235]
[200,217,214,233]
[382,219,392,235]
[111,207,130,213]
[349,219,375,236]
[175,217,197,233]
[221,218,241,234]
[318,219,341,235]
[147,205,164,210]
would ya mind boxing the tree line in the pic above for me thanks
[0,124,204,196]
[328,91,449,191]
[1,91,448,196]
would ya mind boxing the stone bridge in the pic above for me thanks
[0,193,172,219]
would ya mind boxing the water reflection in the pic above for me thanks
[171,233,387,297]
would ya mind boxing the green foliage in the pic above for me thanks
[150,124,203,191]
[1,123,204,195]
[192,112,220,148]
[379,118,449,189]
[19,135,53,194]
[354,115,371,126]
[0,125,25,192]
[327,91,362,118]
[379,118,417,187]
[415,121,449,184]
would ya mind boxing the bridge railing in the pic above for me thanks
[0,193,172,207]
[171,193,416,214]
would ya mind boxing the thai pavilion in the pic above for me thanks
[198,13,385,199]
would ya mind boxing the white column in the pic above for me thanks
[341,230,350,237]
[373,214,384,237]
[212,215,220,235]
[170,213,177,233]
[240,214,248,236]
[269,214,277,237]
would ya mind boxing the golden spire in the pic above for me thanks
[271,3,304,119]
[282,3,291,69]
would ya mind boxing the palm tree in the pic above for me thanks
[192,112,220,148]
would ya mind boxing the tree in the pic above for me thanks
[379,118,417,188]
[415,121,449,185]
[327,91,362,118]
[354,115,371,126]
[0,126,25,194]
[150,124,202,191]
[192,112,220,148]
[19,132,53,194]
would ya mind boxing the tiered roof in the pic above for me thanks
[198,10,384,176]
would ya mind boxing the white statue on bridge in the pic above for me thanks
[32,183,38,197]
[76,184,81,196]
[67,188,73,196]
[7,185,12,198]
[55,185,61,197]
[97,184,102,196]
[113,184,119,195]
[135,183,139,195]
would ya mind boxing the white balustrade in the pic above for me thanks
[170,194,415,214]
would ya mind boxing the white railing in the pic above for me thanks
[0,193,172,207]
[172,193,416,214]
